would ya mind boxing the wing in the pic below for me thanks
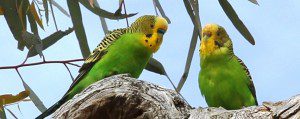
[235,56,258,105]
[79,29,126,73]
[65,28,127,94]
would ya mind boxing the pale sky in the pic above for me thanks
[1,0,300,118]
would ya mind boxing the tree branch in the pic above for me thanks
[53,74,191,119]
[53,74,300,119]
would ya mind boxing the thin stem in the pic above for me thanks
[15,68,24,81]
[49,0,58,31]
[152,0,158,15]
[64,63,75,81]
[33,0,43,18]
[66,62,81,67]
[21,55,29,65]
[123,0,129,27]
[0,59,84,70]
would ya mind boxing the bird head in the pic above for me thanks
[131,15,168,53]
[200,24,232,56]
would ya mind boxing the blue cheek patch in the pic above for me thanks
[157,29,166,35]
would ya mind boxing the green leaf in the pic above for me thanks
[29,1,44,30]
[22,31,43,57]
[0,0,25,50]
[248,0,259,5]
[0,107,6,119]
[42,0,49,24]
[0,91,29,107]
[0,7,4,15]
[20,77,47,112]
[177,0,201,92]
[48,0,70,17]
[67,0,91,58]
[78,0,137,20]
[50,0,60,31]
[145,58,177,90]
[28,28,74,57]
[114,0,123,16]
[145,57,168,76]
[88,0,94,7]
[99,17,109,34]
[218,0,255,45]
[183,0,201,37]
[94,1,109,34]
[153,0,171,23]
[17,104,22,115]
[118,0,124,6]
[176,27,198,92]
[4,108,18,119]
[27,7,39,35]
[17,0,28,31]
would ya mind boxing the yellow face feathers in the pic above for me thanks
[200,24,231,56]
[137,15,168,53]
[154,16,168,32]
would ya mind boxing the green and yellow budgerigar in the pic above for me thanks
[198,24,257,110]
[36,15,168,119]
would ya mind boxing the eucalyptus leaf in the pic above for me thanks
[145,57,177,90]
[190,0,201,30]
[94,0,109,34]
[183,0,201,37]
[145,57,168,76]
[4,108,17,119]
[28,28,74,57]
[152,0,158,15]
[218,0,255,45]
[248,0,259,5]
[48,0,58,31]
[0,0,25,50]
[88,0,94,7]
[27,8,39,35]
[22,31,43,57]
[177,0,201,92]
[0,107,6,119]
[17,104,22,115]
[153,0,171,23]
[48,0,70,17]
[29,1,44,30]
[78,0,137,20]
[42,0,49,24]
[19,76,47,112]
[99,17,108,34]
[67,0,91,58]
[114,0,123,16]
[17,0,28,31]
[176,27,198,92]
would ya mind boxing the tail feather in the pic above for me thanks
[36,97,67,119]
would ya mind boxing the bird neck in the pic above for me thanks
[200,47,234,68]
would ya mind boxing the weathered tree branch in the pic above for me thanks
[53,74,300,119]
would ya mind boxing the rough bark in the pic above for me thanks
[53,74,300,119]
[53,74,191,119]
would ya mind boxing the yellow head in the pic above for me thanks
[200,24,232,56]
[131,15,168,53]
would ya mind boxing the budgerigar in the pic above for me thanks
[36,15,168,118]
[199,24,257,110]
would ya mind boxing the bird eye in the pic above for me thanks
[157,29,166,35]
[214,41,222,47]
[146,34,152,38]
[203,31,212,37]
[150,25,154,28]
[217,32,221,36]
